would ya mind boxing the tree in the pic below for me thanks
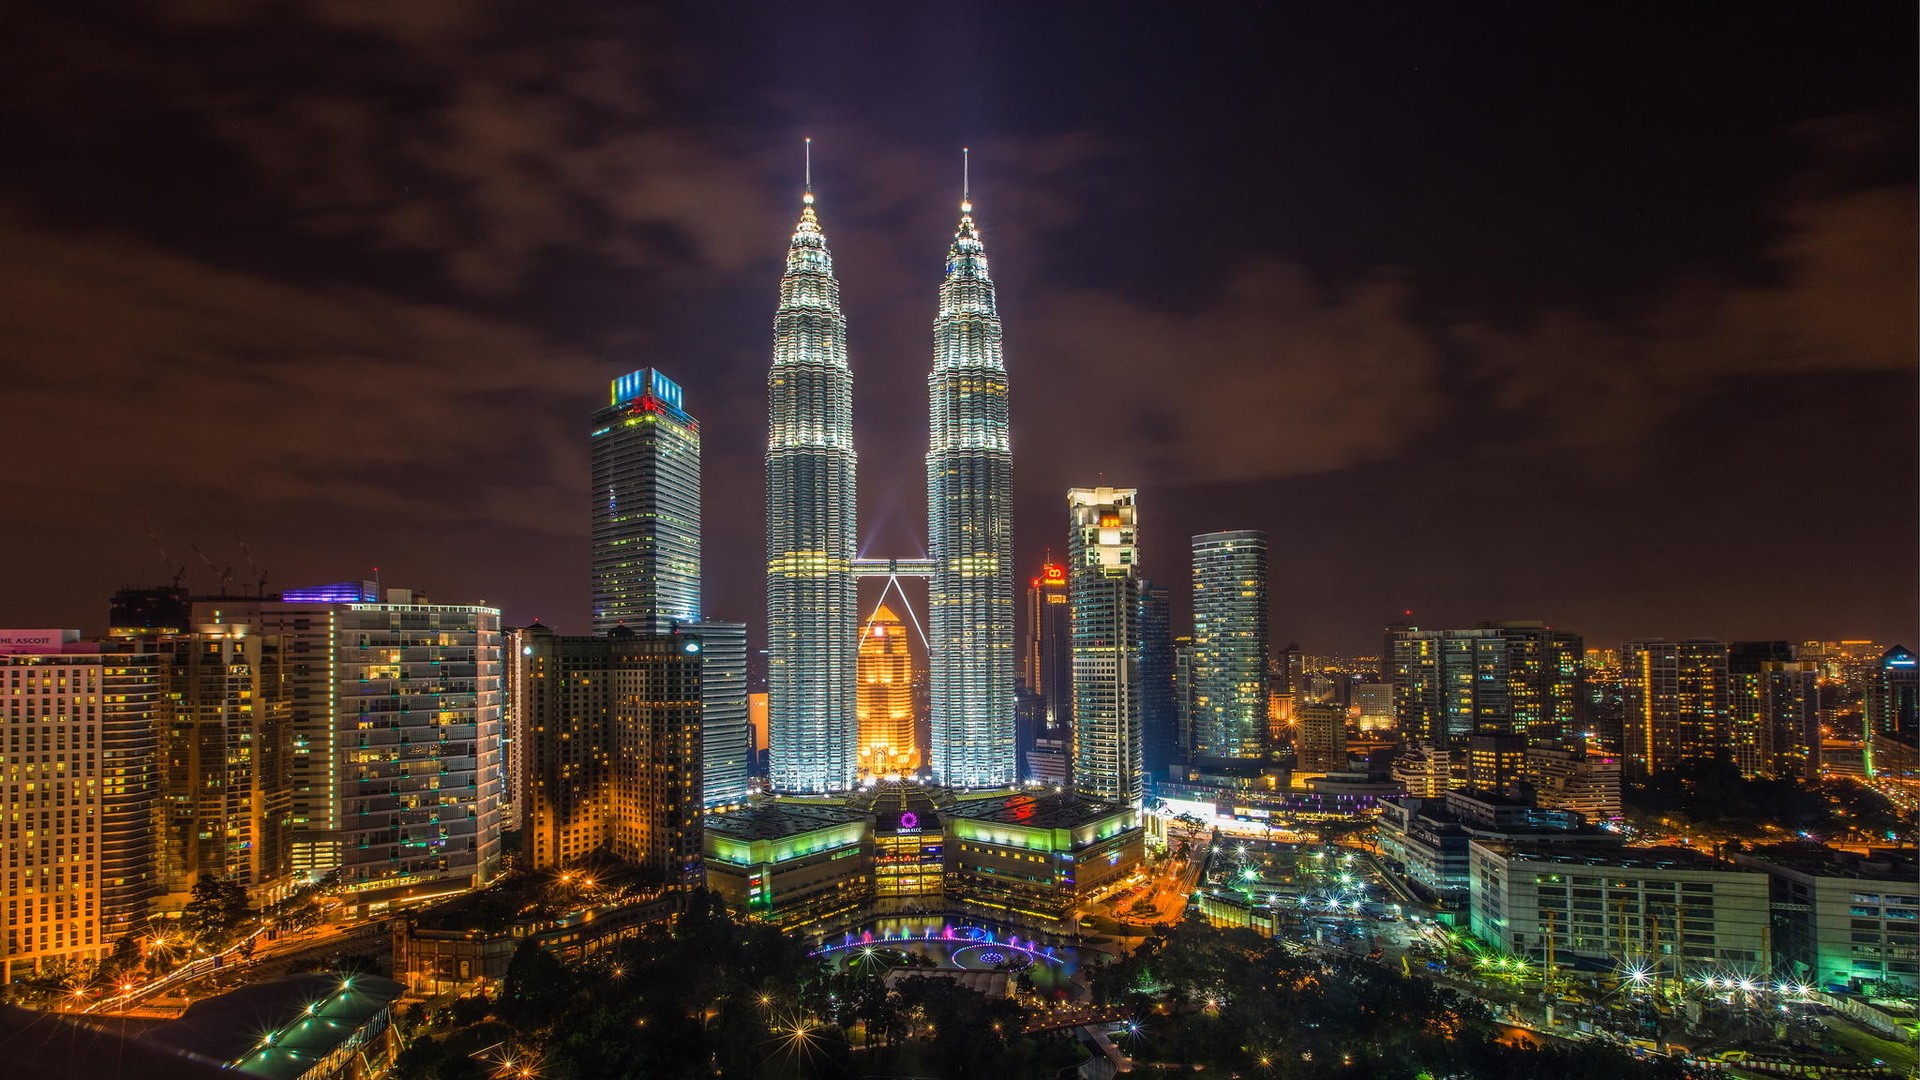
[180,874,249,946]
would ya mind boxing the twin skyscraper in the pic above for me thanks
[768,145,1017,794]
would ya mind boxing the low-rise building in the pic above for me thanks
[140,973,403,1080]
[1469,842,1770,974]
[1391,741,1464,798]
[1731,844,1920,994]
[847,784,947,903]
[945,790,1142,924]
[393,888,680,993]
[1376,789,1604,916]
[702,783,1146,930]
[1520,747,1622,822]
[702,802,874,928]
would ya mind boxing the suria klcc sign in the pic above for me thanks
[0,629,84,654]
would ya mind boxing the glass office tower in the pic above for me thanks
[591,369,701,635]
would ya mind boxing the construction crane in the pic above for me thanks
[144,522,188,588]
[239,540,268,597]
[190,544,234,595]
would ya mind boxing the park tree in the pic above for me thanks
[179,874,249,946]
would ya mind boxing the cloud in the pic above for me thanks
[94,2,775,293]
[1021,260,1442,485]
[1456,173,1915,456]
[0,209,595,535]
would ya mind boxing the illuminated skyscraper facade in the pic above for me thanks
[156,627,293,904]
[1189,530,1271,766]
[1726,641,1822,780]
[1021,561,1072,730]
[858,603,917,776]
[766,175,860,793]
[1068,487,1143,805]
[1622,638,1729,775]
[194,590,505,906]
[515,626,704,881]
[1865,644,1918,780]
[927,182,1016,788]
[592,369,700,635]
[1137,580,1177,781]
[588,369,746,810]
[1388,622,1582,749]
[1,633,160,983]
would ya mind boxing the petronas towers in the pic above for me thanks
[766,147,1016,793]
[766,168,860,794]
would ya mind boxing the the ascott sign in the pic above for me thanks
[0,629,79,654]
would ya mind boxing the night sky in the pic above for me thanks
[2,3,1914,655]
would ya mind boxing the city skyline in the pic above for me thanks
[5,7,1919,1068]
[1,5,1913,658]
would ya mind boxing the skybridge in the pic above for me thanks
[852,557,934,579]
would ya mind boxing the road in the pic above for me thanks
[87,917,388,1015]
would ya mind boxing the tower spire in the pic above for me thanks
[804,136,813,201]
[961,146,970,213]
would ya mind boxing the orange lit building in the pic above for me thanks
[858,604,917,775]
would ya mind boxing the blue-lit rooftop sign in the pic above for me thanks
[281,581,379,603]
[612,368,684,410]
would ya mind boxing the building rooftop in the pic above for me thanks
[0,1004,228,1080]
[1474,842,1751,874]
[1737,843,1920,883]
[946,789,1129,830]
[140,973,403,1080]
[704,800,870,842]
[845,781,951,831]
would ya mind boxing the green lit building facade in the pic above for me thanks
[701,786,1143,930]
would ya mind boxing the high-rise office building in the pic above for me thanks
[1137,580,1177,783]
[592,369,701,635]
[588,368,747,810]
[1021,560,1072,731]
[1725,641,1787,779]
[1354,681,1394,730]
[1172,635,1195,762]
[683,620,750,809]
[191,594,350,880]
[1865,645,1918,780]
[1068,487,1143,805]
[194,589,505,908]
[926,175,1017,789]
[1387,622,1581,747]
[156,626,294,905]
[514,626,704,881]
[1621,639,1730,775]
[1276,643,1305,699]
[2,631,160,983]
[1866,645,1918,740]
[1294,701,1349,773]
[1189,530,1271,767]
[1760,661,1821,780]
[766,164,860,794]
[857,603,917,776]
